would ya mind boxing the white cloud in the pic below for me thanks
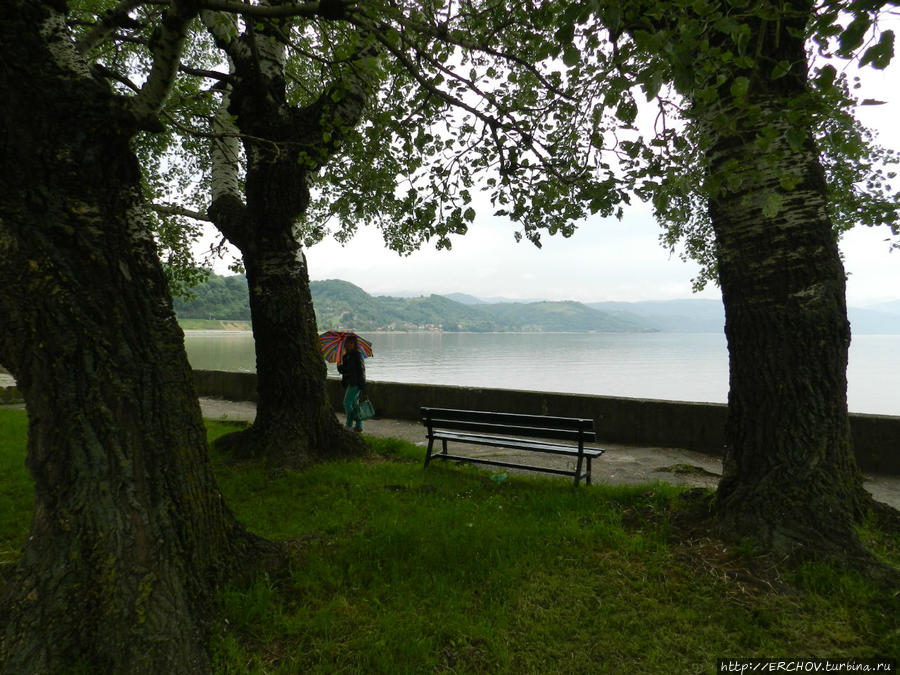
[203,193,898,305]
[841,225,899,305]
[303,204,722,302]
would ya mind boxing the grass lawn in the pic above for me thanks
[1,408,897,673]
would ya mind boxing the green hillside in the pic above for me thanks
[311,279,389,329]
[310,280,650,332]
[173,275,654,332]
[172,274,251,321]
[488,301,648,332]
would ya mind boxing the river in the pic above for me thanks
[182,331,900,417]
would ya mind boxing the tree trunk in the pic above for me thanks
[204,19,368,464]
[0,5,277,672]
[210,211,364,463]
[707,8,870,556]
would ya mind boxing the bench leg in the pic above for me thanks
[423,436,451,469]
[574,451,585,487]
[586,456,592,486]
[424,437,435,467]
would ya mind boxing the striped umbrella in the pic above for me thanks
[318,330,373,364]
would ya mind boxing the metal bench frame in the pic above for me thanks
[421,407,604,486]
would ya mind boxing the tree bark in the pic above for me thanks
[203,17,369,463]
[0,4,277,672]
[706,7,870,556]
[209,194,363,463]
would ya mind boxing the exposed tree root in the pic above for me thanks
[662,489,900,593]
[213,419,368,468]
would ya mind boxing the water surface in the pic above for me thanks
[183,331,900,416]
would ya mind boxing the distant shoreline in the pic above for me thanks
[179,324,671,336]
[178,319,251,331]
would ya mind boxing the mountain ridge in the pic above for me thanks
[310,280,653,332]
[174,275,900,334]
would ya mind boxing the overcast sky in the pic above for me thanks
[208,58,900,307]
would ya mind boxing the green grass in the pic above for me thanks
[0,407,30,565]
[2,410,898,673]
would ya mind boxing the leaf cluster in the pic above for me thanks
[68,1,640,258]
[67,0,899,290]
[580,0,900,288]
[299,1,632,252]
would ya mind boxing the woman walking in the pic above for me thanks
[337,335,366,432]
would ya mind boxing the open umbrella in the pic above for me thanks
[318,330,373,364]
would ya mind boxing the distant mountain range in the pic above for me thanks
[311,280,650,332]
[173,274,900,334]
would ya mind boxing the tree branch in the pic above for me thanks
[77,0,146,55]
[383,5,575,103]
[179,64,231,83]
[152,203,212,222]
[93,64,142,93]
[197,0,343,19]
[209,57,245,207]
[360,24,565,181]
[201,7,250,62]
[129,0,202,126]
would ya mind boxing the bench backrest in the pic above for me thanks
[421,407,596,443]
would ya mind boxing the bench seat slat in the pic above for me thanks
[422,407,593,430]
[428,453,591,479]
[423,419,596,442]
[429,430,604,458]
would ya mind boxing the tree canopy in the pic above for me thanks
[65,1,897,293]
[72,1,652,264]
[573,0,899,289]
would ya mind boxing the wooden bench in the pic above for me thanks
[421,407,604,486]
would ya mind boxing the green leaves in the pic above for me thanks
[770,60,792,80]
[824,8,895,70]
[760,191,783,219]
[859,30,894,70]
[729,76,750,99]
[815,65,838,90]
[562,44,580,67]
[89,0,899,287]
[838,13,873,57]
[639,69,664,101]
[615,97,638,124]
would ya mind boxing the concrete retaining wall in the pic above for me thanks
[0,386,20,405]
[3,370,896,474]
[194,369,899,475]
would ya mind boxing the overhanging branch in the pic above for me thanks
[152,203,212,222]
[197,0,343,19]
[129,0,202,126]
[77,0,145,55]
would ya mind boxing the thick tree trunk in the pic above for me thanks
[0,5,277,672]
[250,241,363,463]
[212,220,364,463]
[204,20,368,464]
[206,122,365,464]
[707,9,869,556]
